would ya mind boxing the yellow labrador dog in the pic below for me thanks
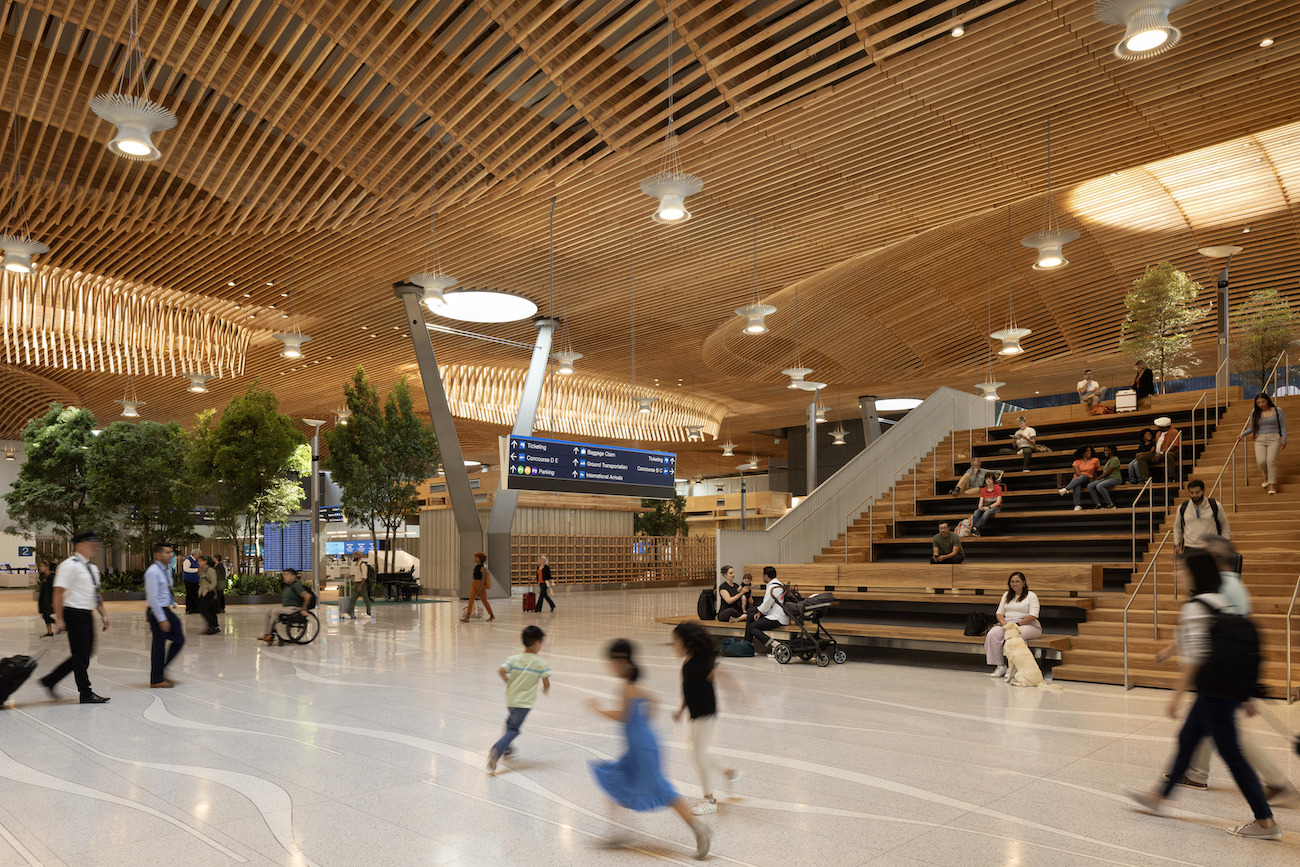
[1001,622,1063,691]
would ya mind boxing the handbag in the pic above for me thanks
[964,611,990,636]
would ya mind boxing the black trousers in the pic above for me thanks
[745,616,784,648]
[200,591,220,630]
[535,583,555,611]
[184,581,199,612]
[43,607,95,695]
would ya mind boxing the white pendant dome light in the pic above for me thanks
[639,2,702,224]
[410,144,457,308]
[815,404,827,424]
[2,45,49,273]
[553,350,583,375]
[116,399,144,418]
[88,1,177,161]
[721,441,735,456]
[1020,117,1079,271]
[685,424,705,442]
[335,405,352,426]
[273,332,310,359]
[182,371,212,393]
[0,236,49,274]
[974,380,1006,401]
[1094,0,1186,60]
[782,367,814,389]
[992,205,1031,356]
[829,425,848,445]
[735,216,776,334]
[634,396,657,415]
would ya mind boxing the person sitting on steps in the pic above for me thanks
[998,417,1037,472]
[950,457,990,496]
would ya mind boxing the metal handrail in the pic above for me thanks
[1284,569,1294,707]
[773,394,962,538]
[1189,390,1208,457]
[1130,478,1153,571]
[1123,529,1174,689]
[1261,349,1289,398]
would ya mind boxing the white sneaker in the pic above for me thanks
[990,664,1008,677]
[1058,487,1068,496]
[1073,505,1083,511]
[1226,820,1281,840]
[723,768,743,794]
[691,798,717,815]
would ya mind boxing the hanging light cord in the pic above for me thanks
[1043,116,1055,232]
[985,246,994,378]
[425,145,441,274]
[750,215,760,305]
[1006,203,1017,328]
[659,0,681,177]
[547,195,556,433]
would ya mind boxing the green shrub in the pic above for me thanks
[226,572,285,595]
[100,569,146,593]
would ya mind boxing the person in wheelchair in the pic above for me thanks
[260,568,314,644]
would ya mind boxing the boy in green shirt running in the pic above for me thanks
[488,625,551,774]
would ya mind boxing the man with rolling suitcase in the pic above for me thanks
[39,530,111,704]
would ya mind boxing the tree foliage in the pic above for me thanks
[1119,262,1209,390]
[634,495,689,537]
[189,384,306,573]
[87,420,200,553]
[1234,288,1298,394]
[4,403,99,538]
[324,370,439,571]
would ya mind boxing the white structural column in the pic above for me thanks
[485,317,558,598]
[806,400,818,495]
[395,283,484,597]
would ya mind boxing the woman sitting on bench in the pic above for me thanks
[744,567,789,655]
[716,566,752,622]
[985,572,1040,679]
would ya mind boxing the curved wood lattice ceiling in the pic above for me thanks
[0,0,1298,477]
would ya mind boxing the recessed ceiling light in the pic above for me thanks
[279,292,288,297]
[242,293,251,297]
[281,313,289,318]
[950,24,965,37]
[265,281,274,286]
[325,356,333,360]
[1260,38,1275,48]
[1243,227,1251,233]
[268,304,276,309]
[227,281,236,286]
[361,325,368,329]
[234,305,241,309]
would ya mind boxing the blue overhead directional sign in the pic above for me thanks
[504,435,677,499]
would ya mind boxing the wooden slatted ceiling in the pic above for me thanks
[0,0,1299,481]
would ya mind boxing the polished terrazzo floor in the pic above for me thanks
[0,587,1297,866]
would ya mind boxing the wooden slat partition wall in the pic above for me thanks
[439,363,725,441]
[0,267,251,378]
[1,1,1299,481]
[511,534,715,587]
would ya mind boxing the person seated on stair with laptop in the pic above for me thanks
[998,417,1037,473]
[1133,417,1180,483]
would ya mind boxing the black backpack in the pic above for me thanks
[697,588,717,621]
[1177,498,1222,536]
[1193,597,1260,702]
[963,611,990,636]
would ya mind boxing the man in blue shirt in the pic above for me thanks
[146,542,185,688]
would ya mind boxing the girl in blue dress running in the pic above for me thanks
[586,638,711,860]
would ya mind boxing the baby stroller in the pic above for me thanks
[771,586,846,667]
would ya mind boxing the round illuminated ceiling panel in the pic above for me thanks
[430,290,538,323]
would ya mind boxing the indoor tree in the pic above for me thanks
[1234,288,1298,394]
[4,403,100,541]
[189,384,307,574]
[86,420,200,555]
[1118,261,1209,391]
[376,377,440,571]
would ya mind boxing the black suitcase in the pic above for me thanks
[0,652,39,707]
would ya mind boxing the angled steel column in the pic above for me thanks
[486,317,558,598]
[395,283,483,596]
[806,400,818,494]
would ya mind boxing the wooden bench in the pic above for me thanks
[655,616,1072,661]
[744,562,1106,594]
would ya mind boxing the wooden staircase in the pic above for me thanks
[1054,396,1300,698]
[815,430,981,563]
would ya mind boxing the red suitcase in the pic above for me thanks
[522,592,537,612]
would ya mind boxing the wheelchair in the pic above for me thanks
[271,610,320,646]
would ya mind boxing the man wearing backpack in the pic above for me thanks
[1173,480,1229,556]
[1154,537,1297,803]
[1125,551,1279,839]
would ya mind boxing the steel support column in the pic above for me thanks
[395,283,484,596]
[485,317,557,598]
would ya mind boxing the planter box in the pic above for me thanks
[225,594,281,605]
[101,591,146,601]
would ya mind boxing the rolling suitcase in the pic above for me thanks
[0,645,50,707]
[338,580,356,619]
[523,592,537,612]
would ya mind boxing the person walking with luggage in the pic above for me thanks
[36,558,56,637]
[671,622,742,815]
[145,543,185,687]
[587,638,710,860]
[38,530,110,704]
[461,552,495,622]
[199,556,221,634]
[1124,551,1280,839]
[534,555,556,612]
[350,550,374,619]
[486,625,551,773]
